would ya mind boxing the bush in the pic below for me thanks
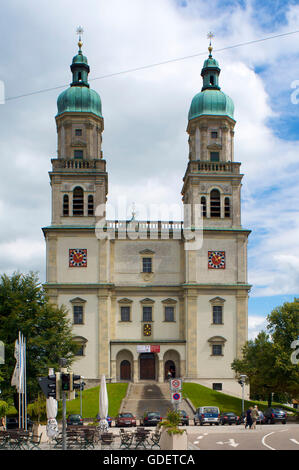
[158,409,185,436]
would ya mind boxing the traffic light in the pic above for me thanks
[38,372,60,400]
[71,373,81,392]
[61,373,70,392]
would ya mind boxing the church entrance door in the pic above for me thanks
[120,360,131,381]
[139,353,155,380]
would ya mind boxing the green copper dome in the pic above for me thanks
[57,86,102,117]
[188,48,234,122]
[57,45,102,118]
[188,89,234,121]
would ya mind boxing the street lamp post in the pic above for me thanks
[239,374,247,415]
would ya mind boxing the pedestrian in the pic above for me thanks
[251,405,259,430]
[167,370,172,380]
[245,407,253,429]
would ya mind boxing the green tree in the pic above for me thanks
[0,272,78,403]
[266,299,299,397]
[232,300,299,405]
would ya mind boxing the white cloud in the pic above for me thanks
[0,0,298,305]
[248,315,267,340]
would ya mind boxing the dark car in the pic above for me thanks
[220,412,239,425]
[116,413,136,427]
[67,414,84,426]
[141,412,162,426]
[96,414,112,427]
[263,408,287,424]
[6,416,34,430]
[177,410,189,426]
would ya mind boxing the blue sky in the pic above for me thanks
[0,0,298,340]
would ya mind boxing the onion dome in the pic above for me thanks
[57,38,102,118]
[188,44,234,122]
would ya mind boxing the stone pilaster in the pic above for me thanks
[98,291,110,377]
[236,291,248,358]
[185,291,198,378]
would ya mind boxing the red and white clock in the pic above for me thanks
[208,251,225,269]
[69,249,87,267]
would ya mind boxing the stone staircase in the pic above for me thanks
[120,382,194,419]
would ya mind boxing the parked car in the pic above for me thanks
[177,410,189,426]
[263,408,287,424]
[96,414,112,427]
[194,407,220,426]
[115,413,136,427]
[67,414,84,426]
[220,412,239,425]
[141,412,163,426]
[6,416,34,430]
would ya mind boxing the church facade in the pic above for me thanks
[42,38,251,397]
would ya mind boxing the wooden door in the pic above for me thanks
[140,353,155,380]
[120,360,131,381]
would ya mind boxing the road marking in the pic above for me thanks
[216,439,239,448]
[290,439,299,445]
[262,432,276,450]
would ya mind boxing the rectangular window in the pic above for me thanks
[212,383,223,391]
[74,150,83,159]
[75,129,82,136]
[73,305,84,324]
[212,344,223,356]
[165,306,174,322]
[143,306,152,322]
[213,306,223,324]
[120,306,130,322]
[210,151,219,162]
[211,131,218,139]
[142,257,152,273]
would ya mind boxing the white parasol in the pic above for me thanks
[46,397,59,440]
[98,375,109,433]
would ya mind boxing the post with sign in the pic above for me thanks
[169,378,183,412]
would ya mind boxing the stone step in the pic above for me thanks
[120,382,194,419]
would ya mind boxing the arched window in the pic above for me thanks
[73,187,84,216]
[210,189,221,217]
[88,195,94,216]
[63,194,69,216]
[210,75,214,86]
[201,196,207,217]
[224,197,230,218]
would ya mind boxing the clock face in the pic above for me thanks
[208,251,225,269]
[69,249,87,267]
[143,323,152,337]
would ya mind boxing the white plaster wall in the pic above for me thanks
[58,293,98,379]
[113,240,182,285]
[115,296,181,342]
[196,295,236,379]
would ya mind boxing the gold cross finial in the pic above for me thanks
[207,31,214,56]
[76,25,84,50]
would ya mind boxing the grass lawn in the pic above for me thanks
[183,383,298,416]
[63,383,128,419]
[7,383,128,420]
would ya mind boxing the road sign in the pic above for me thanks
[171,391,182,403]
[170,378,182,391]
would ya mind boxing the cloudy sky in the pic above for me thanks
[0,0,298,339]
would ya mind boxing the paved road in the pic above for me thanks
[187,423,299,450]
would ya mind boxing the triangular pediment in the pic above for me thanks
[70,297,86,303]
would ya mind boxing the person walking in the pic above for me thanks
[251,405,259,429]
[245,407,253,429]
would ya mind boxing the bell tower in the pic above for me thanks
[50,28,108,226]
[182,40,241,228]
